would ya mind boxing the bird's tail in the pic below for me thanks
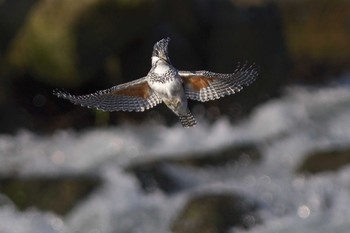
[179,111,197,128]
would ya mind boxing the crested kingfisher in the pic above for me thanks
[54,38,258,128]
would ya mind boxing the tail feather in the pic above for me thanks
[179,112,197,128]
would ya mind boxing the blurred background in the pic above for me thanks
[0,0,350,233]
[2,0,349,134]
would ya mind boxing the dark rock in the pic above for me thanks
[129,162,189,194]
[0,176,101,215]
[7,0,156,88]
[0,0,38,57]
[297,147,350,174]
[171,193,260,233]
[7,0,98,87]
[203,2,289,119]
[168,143,261,168]
[127,143,260,194]
[73,0,156,86]
[279,0,350,83]
[0,0,39,128]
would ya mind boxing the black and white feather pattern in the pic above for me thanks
[53,37,259,128]
[179,63,258,102]
[179,111,197,128]
[53,77,162,112]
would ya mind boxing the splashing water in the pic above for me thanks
[0,84,350,233]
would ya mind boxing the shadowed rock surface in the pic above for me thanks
[127,143,260,193]
[297,147,350,174]
[171,193,260,233]
[0,176,101,215]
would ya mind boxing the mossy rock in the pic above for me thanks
[0,176,101,215]
[171,193,260,233]
[127,143,260,193]
[279,0,350,81]
[280,0,350,63]
[297,147,350,174]
[169,143,261,168]
[7,0,155,87]
[8,0,98,86]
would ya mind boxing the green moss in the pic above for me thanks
[8,0,100,86]
[8,0,155,87]
[0,176,100,215]
[171,193,259,233]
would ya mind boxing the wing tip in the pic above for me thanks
[53,88,70,99]
[235,62,259,86]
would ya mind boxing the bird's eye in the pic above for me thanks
[152,49,159,57]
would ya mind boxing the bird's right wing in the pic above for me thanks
[179,64,258,102]
[53,77,162,112]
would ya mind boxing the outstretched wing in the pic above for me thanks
[53,77,162,112]
[179,64,258,102]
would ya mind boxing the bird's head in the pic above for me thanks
[152,37,171,65]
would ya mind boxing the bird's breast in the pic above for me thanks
[148,76,183,99]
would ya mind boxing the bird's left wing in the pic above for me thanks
[179,64,258,102]
[54,77,162,112]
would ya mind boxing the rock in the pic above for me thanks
[0,0,38,58]
[129,162,189,194]
[0,176,101,215]
[73,0,156,85]
[168,143,261,168]
[279,0,350,82]
[297,147,350,174]
[7,0,155,87]
[203,1,289,119]
[0,0,39,132]
[171,193,260,233]
[7,0,98,86]
[127,143,260,193]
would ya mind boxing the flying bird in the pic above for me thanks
[54,38,258,128]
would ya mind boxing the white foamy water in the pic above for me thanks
[0,84,350,233]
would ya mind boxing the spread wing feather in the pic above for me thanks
[179,63,258,102]
[53,77,162,112]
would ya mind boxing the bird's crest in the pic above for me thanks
[152,37,170,63]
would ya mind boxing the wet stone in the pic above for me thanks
[297,147,350,174]
[0,176,101,215]
[171,193,260,233]
[126,143,261,194]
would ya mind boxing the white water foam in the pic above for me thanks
[0,84,350,233]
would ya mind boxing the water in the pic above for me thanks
[0,83,350,233]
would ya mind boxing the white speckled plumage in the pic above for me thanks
[54,37,258,128]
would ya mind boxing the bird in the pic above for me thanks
[54,37,258,128]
